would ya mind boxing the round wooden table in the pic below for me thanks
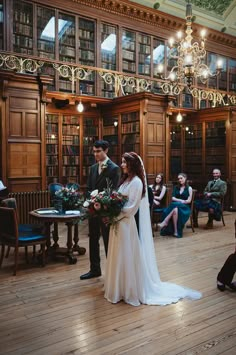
[30,209,86,264]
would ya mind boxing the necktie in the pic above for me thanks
[210,180,216,189]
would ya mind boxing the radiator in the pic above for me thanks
[8,191,51,224]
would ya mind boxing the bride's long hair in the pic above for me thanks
[119,152,146,197]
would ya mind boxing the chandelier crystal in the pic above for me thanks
[157,1,223,88]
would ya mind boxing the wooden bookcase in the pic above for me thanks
[102,117,119,163]
[45,114,59,186]
[45,112,99,187]
[0,0,3,50]
[13,0,33,55]
[121,112,140,155]
[101,23,117,98]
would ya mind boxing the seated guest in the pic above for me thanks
[151,173,167,209]
[193,169,227,229]
[158,173,192,238]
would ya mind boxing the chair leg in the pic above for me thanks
[41,244,46,267]
[190,215,195,233]
[222,213,225,226]
[0,245,5,267]
[14,247,19,276]
[5,246,11,258]
[25,246,29,264]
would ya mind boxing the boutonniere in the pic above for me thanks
[101,162,108,171]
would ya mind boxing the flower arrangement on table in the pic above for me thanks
[54,186,84,211]
[83,179,128,225]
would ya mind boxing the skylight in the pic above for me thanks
[41,17,72,40]
[101,33,116,52]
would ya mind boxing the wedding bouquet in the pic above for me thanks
[83,179,128,224]
[54,186,84,211]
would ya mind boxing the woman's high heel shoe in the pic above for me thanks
[157,221,168,229]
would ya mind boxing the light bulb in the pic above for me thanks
[157,63,164,73]
[114,121,118,127]
[169,37,174,47]
[217,59,223,69]
[200,29,206,38]
[176,112,183,122]
[169,72,176,81]
[177,31,182,39]
[77,101,84,113]
[51,134,56,139]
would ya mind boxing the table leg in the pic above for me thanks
[66,222,77,264]
[73,223,86,255]
[52,222,59,248]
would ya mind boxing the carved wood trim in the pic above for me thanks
[71,0,236,47]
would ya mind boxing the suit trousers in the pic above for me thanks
[217,253,236,285]
[88,216,109,273]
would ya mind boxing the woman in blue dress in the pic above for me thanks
[158,173,192,238]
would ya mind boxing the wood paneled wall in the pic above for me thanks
[0,71,50,192]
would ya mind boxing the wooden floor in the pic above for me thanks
[0,213,236,355]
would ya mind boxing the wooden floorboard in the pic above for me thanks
[0,213,236,355]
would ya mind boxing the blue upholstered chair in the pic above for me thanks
[0,207,47,275]
[0,198,44,259]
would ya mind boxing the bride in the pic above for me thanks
[104,152,202,306]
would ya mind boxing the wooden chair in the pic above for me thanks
[189,189,197,233]
[151,187,172,231]
[195,195,226,227]
[0,198,44,259]
[0,207,47,275]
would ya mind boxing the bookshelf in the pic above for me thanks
[184,123,202,180]
[59,12,76,92]
[182,88,193,108]
[229,58,236,92]
[13,0,33,55]
[62,115,80,184]
[121,112,140,154]
[170,124,182,178]
[138,33,151,76]
[102,117,119,164]
[45,114,59,186]
[122,30,136,95]
[79,18,95,95]
[152,38,165,93]
[82,117,99,184]
[0,1,3,50]
[37,6,55,60]
[101,23,117,98]
[205,121,226,174]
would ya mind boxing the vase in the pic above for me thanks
[53,199,64,214]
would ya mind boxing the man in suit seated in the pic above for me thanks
[193,169,227,229]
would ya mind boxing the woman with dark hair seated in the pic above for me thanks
[151,173,166,209]
[158,173,192,238]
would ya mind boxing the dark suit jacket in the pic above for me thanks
[204,178,227,203]
[87,159,121,196]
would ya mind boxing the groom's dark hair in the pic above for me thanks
[94,140,109,151]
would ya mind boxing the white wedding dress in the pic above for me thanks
[104,175,202,306]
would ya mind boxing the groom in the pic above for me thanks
[80,140,121,280]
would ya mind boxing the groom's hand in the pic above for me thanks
[102,217,110,226]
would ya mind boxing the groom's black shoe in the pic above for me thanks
[80,271,101,280]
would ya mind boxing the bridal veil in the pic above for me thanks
[138,156,202,305]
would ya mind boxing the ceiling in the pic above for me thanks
[129,0,236,37]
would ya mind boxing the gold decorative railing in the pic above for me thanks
[0,51,235,107]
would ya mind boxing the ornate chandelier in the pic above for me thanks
[157,1,223,88]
